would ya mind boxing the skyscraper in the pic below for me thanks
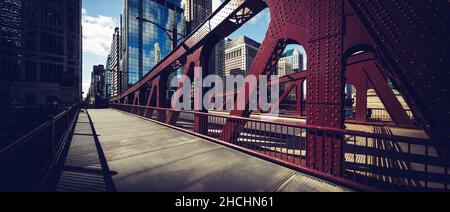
[0,0,82,109]
[183,0,210,33]
[274,49,305,101]
[88,65,107,107]
[90,65,106,99]
[183,0,225,78]
[277,49,304,77]
[109,27,121,96]
[209,40,225,79]
[121,0,185,91]
[105,54,113,98]
[225,36,261,77]
[153,43,161,64]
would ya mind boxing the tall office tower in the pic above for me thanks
[277,49,304,77]
[0,0,82,109]
[89,65,107,106]
[183,0,210,33]
[183,0,225,78]
[120,0,185,91]
[109,27,121,96]
[153,43,161,64]
[0,0,22,108]
[225,36,261,77]
[104,54,113,98]
[211,40,225,79]
[276,49,304,101]
[90,65,105,99]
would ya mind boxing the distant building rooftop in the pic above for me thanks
[282,49,301,57]
[225,36,261,50]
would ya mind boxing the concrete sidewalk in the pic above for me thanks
[82,109,349,192]
[54,109,116,192]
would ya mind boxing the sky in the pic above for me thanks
[81,0,300,97]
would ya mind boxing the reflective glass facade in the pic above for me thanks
[122,0,185,89]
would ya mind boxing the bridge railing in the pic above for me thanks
[365,108,415,123]
[111,103,449,192]
[0,103,81,191]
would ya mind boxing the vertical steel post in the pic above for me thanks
[193,60,208,135]
[353,64,369,122]
[306,0,345,176]
[296,79,304,117]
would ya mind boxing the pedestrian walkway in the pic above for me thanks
[55,109,350,192]
[54,109,116,192]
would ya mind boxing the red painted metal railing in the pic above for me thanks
[366,108,415,123]
[0,104,81,191]
[111,104,450,192]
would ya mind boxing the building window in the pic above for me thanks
[0,58,21,81]
[41,4,64,26]
[230,68,243,76]
[40,63,62,83]
[41,33,64,55]
[68,39,78,60]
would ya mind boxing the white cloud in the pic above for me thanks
[212,0,223,11]
[250,9,270,25]
[82,80,91,98]
[82,8,118,56]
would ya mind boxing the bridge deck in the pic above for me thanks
[56,109,349,192]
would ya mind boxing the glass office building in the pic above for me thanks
[121,0,185,90]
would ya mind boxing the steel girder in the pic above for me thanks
[112,0,450,175]
[165,47,209,134]
[347,0,450,154]
[220,0,309,139]
[111,0,268,102]
[346,53,414,126]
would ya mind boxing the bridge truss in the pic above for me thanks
[111,0,450,191]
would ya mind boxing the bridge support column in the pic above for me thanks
[193,63,208,135]
[131,91,140,114]
[362,61,414,126]
[355,75,368,122]
[271,82,296,114]
[305,0,345,177]
[346,63,369,123]
[155,77,167,122]
[144,82,156,118]
[220,0,311,144]
[166,48,209,135]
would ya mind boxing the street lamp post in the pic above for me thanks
[136,16,185,51]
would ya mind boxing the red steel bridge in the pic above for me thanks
[105,0,450,192]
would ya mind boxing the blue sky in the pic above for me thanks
[81,0,277,96]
